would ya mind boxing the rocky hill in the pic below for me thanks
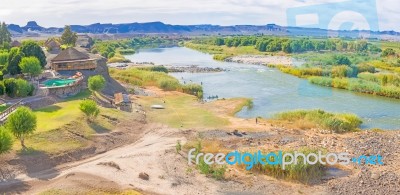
[7,21,400,40]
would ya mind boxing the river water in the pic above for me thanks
[125,47,400,130]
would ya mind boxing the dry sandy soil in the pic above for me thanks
[1,88,399,195]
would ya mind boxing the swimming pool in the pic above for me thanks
[43,79,77,87]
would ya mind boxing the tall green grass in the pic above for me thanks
[110,68,203,98]
[275,109,362,133]
[252,148,326,183]
[309,76,400,99]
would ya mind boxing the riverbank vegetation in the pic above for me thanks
[274,109,362,133]
[110,67,203,98]
[92,37,183,63]
[185,36,400,99]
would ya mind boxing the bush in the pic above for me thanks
[355,64,375,74]
[0,52,8,65]
[331,65,353,78]
[158,79,180,91]
[4,78,17,97]
[252,148,326,183]
[15,79,33,97]
[110,68,203,96]
[308,76,333,87]
[0,81,4,95]
[181,84,203,98]
[79,99,100,121]
[274,109,362,133]
[213,54,232,61]
[88,75,106,92]
[0,127,13,154]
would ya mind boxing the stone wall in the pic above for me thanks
[47,81,84,98]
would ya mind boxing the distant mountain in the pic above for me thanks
[7,21,400,40]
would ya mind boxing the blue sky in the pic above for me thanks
[0,0,398,31]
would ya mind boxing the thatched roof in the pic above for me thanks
[51,47,90,62]
[44,39,61,48]
[11,40,21,47]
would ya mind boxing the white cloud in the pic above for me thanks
[0,0,398,31]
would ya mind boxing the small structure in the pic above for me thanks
[44,38,61,53]
[10,40,21,47]
[114,92,132,111]
[76,34,93,48]
[50,47,96,71]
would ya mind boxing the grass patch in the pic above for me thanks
[0,104,10,112]
[274,109,362,133]
[230,98,253,116]
[110,68,203,98]
[251,148,326,183]
[138,93,229,128]
[186,140,227,180]
[11,90,127,154]
[14,107,126,154]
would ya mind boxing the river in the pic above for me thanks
[125,47,400,130]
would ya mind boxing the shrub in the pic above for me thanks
[15,79,33,97]
[308,76,333,87]
[158,79,180,91]
[355,64,375,74]
[0,81,4,95]
[79,99,100,121]
[0,52,8,65]
[0,127,13,154]
[192,140,226,180]
[4,78,17,97]
[181,84,203,98]
[274,109,362,133]
[252,148,326,183]
[88,75,106,92]
[213,54,232,61]
[331,65,353,78]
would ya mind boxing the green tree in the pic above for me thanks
[0,22,12,46]
[3,78,17,97]
[0,81,5,95]
[6,106,37,149]
[334,55,351,66]
[61,25,77,46]
[381,48,396,57]
[7,47,23,75]
[79,99,100,121]
[88,75,106,92]
[20,40,47,67]
[0,52,8,65]
[19,56,42,78]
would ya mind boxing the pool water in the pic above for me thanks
[43,79,76,87]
